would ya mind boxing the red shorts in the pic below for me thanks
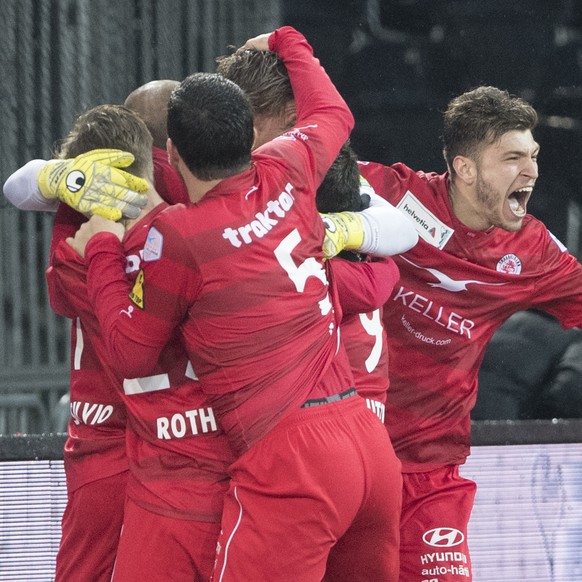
[55,470,127,582]
[400,465,477,582]
[212,395,402,582]
[112,496,221,581]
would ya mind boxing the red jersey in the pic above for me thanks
[60,321,128,492]
[49,202,233,520]
[333,258,399,422]
[49,203,127,492]
[84,26,355,455]
[359,160,582,471]
[46,147,197,493]
[151,146,189,205]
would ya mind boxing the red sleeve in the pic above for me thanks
[529,230,582,328]
[46,240,88,319]
[46,239,108,348]
[152,146,189,205]
[49,203,86,262]
[358,161,426,206]
[331,257,400,316]
[46,203,88,317]
[268,26,354,186]
[85,220,201,379]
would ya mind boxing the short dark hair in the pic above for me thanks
[56,104,153,179]
[316,142,364,213]
[167,72,254,181]
[442,86,538,174]
[216,49,293,120]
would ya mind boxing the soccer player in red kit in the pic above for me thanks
[315,142,394,426]
[50,216,129,582]
[2,80,188,219]
[30,152,141,582]
[44,104,235,581]
[359,85,582,581]
[67,27,402,581]
[2,84,188,582]
[315,143,398,582]
[216,51,415,437]
[30,152,148,581]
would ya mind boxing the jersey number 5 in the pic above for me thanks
[274,228,332,317]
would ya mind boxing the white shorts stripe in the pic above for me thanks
[218,485,244,582]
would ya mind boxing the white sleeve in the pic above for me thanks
[2,159,58,212]
[358,203,419,256]
[367,191,389,208]
[356,179,418,256]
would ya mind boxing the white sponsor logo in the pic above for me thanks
[421,564,470,578]
[423,527,465,548]
[70,401,114,425]
[394,290,475,338]
[277,124,318,142]
[496,253,522,274]
[245,186,258,200]
[400,314,454,345]
[400,256,507,293]
[120,305,134,318]
[421,551,468,564]
[222,183,295,248]
[397,191,455,249]
[143,226,163,262]
[365,398,385,422]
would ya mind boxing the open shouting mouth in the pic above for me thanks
[508,186,532,217]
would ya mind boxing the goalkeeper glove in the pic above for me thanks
[320,211,365,260]
[37,149,148,221]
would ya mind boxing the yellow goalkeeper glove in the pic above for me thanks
[320,211,365,260]
[37,149,149,221]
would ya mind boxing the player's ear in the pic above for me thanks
[452,155,476,186]
[167,138,180,170]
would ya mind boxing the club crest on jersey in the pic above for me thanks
[143,226,163,262]
[397,191,454,249]
[496,254,522,275]
[129,269,145,309]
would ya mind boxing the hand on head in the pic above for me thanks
[239,32,272,52]
[37,149,149,221]
[66,214,125,258]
